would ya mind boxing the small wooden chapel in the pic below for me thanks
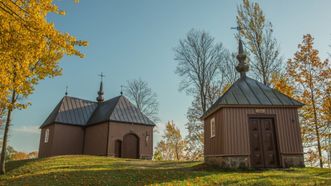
[202,39,305,168]
[38,77,155,159]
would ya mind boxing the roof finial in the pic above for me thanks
[96,73,105,103]
[232,26,249,77]
[120,85,124,96]
[65,86,68,96]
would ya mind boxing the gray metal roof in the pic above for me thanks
[86,97,120,125]
[41,96,98,128]
[87,96,155,126]
[109,96,155,125]
[202,76,304,119]
[41,95,155,128]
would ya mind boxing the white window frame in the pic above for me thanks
[44,128,50,143]
[210,118,215,138]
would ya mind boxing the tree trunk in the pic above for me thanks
[311,94,323,168]
[314,119,323,168]
[0,91,16,175]
[175,143,179,161]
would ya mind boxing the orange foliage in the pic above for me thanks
[287,34,331,168]
[11,152,28,160]
[270,72,294,97]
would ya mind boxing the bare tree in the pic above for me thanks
[174,29,229,160]
[237,0,282,85]
[175,29,227,113]
[219,51,241,89]
[125,79,159,123]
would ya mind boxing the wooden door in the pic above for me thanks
[114,140,122,158]
[249,118,279,168]
[122,134,139,159]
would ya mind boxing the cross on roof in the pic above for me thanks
[231,26,242,31]
[98,72,105,81]
[120,85,125,95]
[65,86,68,96]
[231,26,242,36]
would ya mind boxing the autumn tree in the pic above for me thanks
[10,152,29,161]
[153,140,171,160]
[287,34,331,168]
[270,72,294,97]
[0,0,87,174]
[184,96,204,160]
[125,79,159,123]
[320,76,331,167]
[154,121,186,160]
[237,0,282,85]
[3,146,16,161]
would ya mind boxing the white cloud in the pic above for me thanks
[12,125,40,134]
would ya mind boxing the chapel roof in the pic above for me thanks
[40,95,155,128]
[201,36,304,119]
[201,75,304,119]
[87,96,155,126]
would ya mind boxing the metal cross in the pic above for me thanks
[231,26,242,37]
[98,72,105,81]
[65,86,68,96]
[231,26,242,32]
[120,85,125,95]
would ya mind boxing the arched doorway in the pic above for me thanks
[114,140,122,158]
[122,133,139,159]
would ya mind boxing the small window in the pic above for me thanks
[210,118,215,138]
[44,129,49,143]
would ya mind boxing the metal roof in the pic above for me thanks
[41,95,155,128]
[109,96,155,125]
[41,96,98,128]
[202,76,304,119]
[87,96,155,126]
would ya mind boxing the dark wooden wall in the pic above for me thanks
[108,122,153,159]
[38,124,84,158]
[83,123,108,155]
[204,107,303,157]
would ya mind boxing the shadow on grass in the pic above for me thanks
[2,158,330,186]
[5,158,39,172]
[3,167,213,186]
[5,167,329,186]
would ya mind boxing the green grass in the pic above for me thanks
[0,155,329,186]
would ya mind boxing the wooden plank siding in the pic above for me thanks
[38,124,84,158]
[108,122,154,159]
[84,123,109,155]
[204,107,303,157]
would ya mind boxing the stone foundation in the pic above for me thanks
[282,155,305,168]
[205,156,249,168]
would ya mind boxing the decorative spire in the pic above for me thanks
[96,73,105,103]
[65,86,68,96]
[231,25,249,77]
[235,38,249,77]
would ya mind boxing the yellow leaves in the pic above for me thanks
[270,72,294,98]
[0,0,87,109]
[59,10,66,16]
[222,83,232,94]
[288,34,331,166]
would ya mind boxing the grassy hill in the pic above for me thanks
[0,155,330,186]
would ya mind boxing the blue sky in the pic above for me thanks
[9,0,331,152]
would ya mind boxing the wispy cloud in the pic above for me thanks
[12,125,39,134]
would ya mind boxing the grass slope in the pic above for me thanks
[0,155,330,186]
